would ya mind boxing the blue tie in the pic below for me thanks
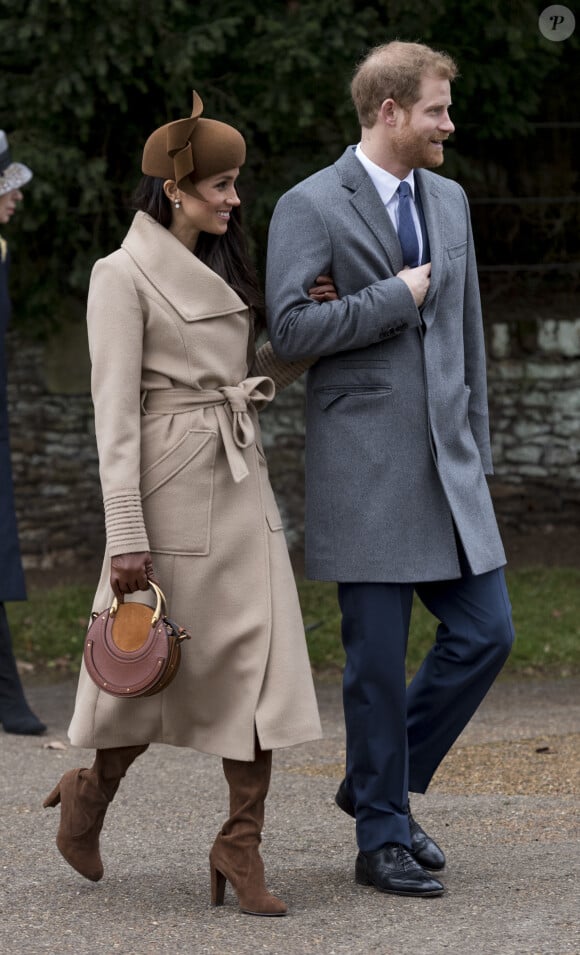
[397,181,420,267]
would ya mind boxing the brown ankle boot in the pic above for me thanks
[43,744,147,881]
[209,743,287,917]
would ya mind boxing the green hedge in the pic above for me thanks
[0,0,577,335]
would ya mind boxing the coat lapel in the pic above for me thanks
[122,211,246,321]
[414,170,443,326]
[335,148,403,274]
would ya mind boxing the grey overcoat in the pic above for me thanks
[265,147,506,582]
[68,212,321,759]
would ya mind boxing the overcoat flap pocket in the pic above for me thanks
[316,385,393,410]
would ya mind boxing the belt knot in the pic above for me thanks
[218,377,275,452]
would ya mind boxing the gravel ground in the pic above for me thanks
[5,529,580,953]
[0,675,578,955]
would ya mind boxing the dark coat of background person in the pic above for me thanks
[0,244,27,603]
[0,129,45,737]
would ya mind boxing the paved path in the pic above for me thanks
[1,677,579,955]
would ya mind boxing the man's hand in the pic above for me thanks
[396,263,431,308]
[110,552,157,601]
[308,274,338,302]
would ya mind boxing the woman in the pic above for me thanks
[0,130,46,736]
[43,93,326,916]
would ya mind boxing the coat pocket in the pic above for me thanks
[141,429,217,555]
[315,385,393,410]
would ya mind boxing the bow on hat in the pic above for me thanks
[165,91,204,185]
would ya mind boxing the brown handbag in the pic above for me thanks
[83,581,191,698]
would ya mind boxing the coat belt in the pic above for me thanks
[140,377,275,483]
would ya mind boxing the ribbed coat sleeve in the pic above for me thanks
[86,253,150,556]
[250,340,313,391]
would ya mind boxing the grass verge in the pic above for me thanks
[6,567,580,680]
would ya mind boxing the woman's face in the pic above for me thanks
[167,169,241,246]
[0,188,23,225]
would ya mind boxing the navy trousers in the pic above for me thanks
[338,566,514,852]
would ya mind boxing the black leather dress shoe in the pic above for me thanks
[355,844,444,897]
[408,806,445,870]
[335,779,446,871]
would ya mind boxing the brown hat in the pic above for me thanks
[141,91,246,196]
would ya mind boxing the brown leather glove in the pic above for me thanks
[110,552,157,601]
[308,274,339,302]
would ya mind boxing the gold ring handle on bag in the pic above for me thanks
[109,579,166,625]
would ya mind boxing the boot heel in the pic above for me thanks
[43,783,61,809]
[210,863,226,906]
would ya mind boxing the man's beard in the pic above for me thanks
[392,124,445,170]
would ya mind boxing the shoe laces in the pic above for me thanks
[386,843,422,872]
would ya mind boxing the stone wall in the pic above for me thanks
[6,326,103,569]
[5,316,580,569]
[487,317,580,531]
[259,380,307,554]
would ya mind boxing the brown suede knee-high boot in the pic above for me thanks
[209,741,287,916]
[43,744,148,881]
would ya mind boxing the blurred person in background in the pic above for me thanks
[0,130,46,735]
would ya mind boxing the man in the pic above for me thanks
[266,41,514,898]
[0,130,46,735]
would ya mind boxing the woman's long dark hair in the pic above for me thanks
[132,175,265,333]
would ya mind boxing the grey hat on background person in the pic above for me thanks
[0,130,33,195]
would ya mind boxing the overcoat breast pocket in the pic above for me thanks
[447,242,467,260]
[141,428,217,554]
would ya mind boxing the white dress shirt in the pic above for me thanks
[355,143,423,263]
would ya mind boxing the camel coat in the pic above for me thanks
[68,212,321,760]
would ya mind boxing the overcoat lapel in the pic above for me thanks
[415,170,443,326]
[334,148,403,275]
[334,150,446,307]
[122,211,245,322]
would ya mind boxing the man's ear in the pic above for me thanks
[379,98,399,127]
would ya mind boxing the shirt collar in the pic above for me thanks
[355,143,415,205]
